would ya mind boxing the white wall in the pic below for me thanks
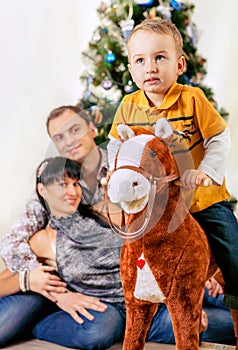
[0,0,101,235]
[193,0,238,214]
[0,0,237,240]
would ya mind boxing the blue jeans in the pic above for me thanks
[32,302,125,350]
[1,291,235,348]
[147,289,236,345]
[192,200,238,309]
[0,292,57,347]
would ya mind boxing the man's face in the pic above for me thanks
[48,109,97,164]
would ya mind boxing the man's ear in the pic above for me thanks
[37,183,45,198]
[88,121,98,139]
[177,55,186,76]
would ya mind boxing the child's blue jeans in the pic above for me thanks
[192,200,238,309]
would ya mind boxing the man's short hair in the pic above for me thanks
[46,105,92,135]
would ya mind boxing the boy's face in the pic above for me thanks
[128,31,185,105]
[48,109,97,165]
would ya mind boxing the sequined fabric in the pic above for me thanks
[51,212,124,304]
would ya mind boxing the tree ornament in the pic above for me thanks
[170,0,185,11]
[105,51,116,63]
[92,32,101,43]
[134,0,154,6]
[101,77,113,90]
[124,80,134,93]
[119,19,135,42]
[119,2,134,42]
[95,54,103,63]
[157,5,172,19]
[186,23,198,47]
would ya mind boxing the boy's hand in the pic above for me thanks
[180,169,212,189]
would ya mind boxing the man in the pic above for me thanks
[0,105,108,273]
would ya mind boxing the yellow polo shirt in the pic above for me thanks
[109,82,230,212]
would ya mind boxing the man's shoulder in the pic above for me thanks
[98,147,108,168]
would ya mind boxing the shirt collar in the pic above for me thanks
[138,82,183,110]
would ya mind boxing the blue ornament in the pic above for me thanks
[105,51,116,63]
[170,0,185,11]
[134,0,154,7]
[101,27,108,34]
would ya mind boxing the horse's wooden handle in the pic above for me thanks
[100,177,108,186]
[174,177,212,187]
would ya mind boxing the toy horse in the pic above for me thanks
[107,118,217,350]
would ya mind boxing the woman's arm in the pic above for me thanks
[29,227,57,267]
[0,265,66,301]
[0,268,20,296]
[0,191,49,273]
[0,227,66,300]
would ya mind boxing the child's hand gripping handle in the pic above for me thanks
[174,176,212,187]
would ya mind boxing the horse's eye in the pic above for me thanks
[150,150,157,158]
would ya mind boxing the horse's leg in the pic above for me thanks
[122,298,157,350]
[230,309,238,350]
[166,280,204,350]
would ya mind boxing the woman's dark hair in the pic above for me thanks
[36,156,109,227]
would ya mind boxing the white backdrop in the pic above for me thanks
[0,0,237,238]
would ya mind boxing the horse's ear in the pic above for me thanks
[155,118,173,145]
[117,124,135,141]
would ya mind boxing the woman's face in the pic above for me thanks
[40,176,82,218]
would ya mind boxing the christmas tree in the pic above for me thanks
[78,0,229,145]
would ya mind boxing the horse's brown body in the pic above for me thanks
[107,123,221,350]
[120,181,215,350]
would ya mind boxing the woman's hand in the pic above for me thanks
[29,265,67,302]
[50,290,108,324]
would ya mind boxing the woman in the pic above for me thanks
[0,157,125,349]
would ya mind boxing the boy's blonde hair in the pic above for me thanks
[127,19,183,57]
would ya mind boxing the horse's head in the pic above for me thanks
[108,118,179,215]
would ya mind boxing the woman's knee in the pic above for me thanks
[0,293,53,347]
[33,304,125,349]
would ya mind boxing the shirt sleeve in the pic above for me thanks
[107,137,123,171]
[198,127,231,185]
[0,191,49,273]
[193,87,227,139]
[108,98,128,139]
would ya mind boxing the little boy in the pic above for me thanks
[107,18,238,316]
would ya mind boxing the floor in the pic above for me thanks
[1,340,235,350]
